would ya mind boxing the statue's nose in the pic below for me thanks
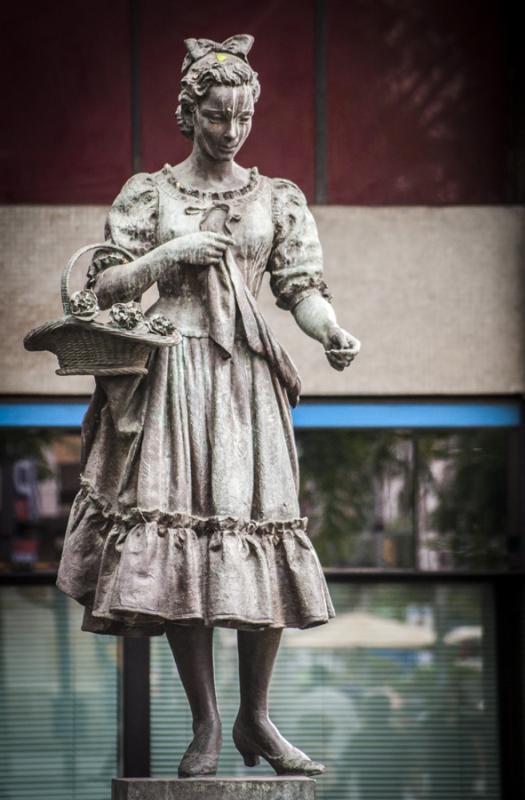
[223,121,238,142]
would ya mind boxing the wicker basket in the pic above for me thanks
[24,243,181,376]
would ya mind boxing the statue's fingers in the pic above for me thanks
[329,331,346,349]
[210,233,235,246]
[326,352,345,370]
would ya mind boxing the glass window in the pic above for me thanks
[416,430,516,571]
[0,586,118,799]
[150,581,500,799]
[297,430,414,569]
[297,428,519,571]
[0,421,519,575]
[0,430,81,575]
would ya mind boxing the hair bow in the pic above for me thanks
[182,34,254,74]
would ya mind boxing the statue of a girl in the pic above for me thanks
[57,34,360,778]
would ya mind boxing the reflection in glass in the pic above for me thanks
[0,587,118,799]
[296,428,517,571]
[151,582,499,799]
[297,430,414,569]
[0,426,517,574]
[416,430,514,571]
[0,431,81,574]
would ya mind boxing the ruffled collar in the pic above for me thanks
[160,164,260,201]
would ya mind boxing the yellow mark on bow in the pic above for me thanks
[215,52,227,62]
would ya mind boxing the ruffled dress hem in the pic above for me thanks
[79,609,334,637]
[57,482,335,637]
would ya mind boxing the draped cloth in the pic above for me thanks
[203,203,301,406]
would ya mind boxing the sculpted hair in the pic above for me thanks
[176,56,261,140]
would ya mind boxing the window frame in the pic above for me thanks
[1,395,524,797]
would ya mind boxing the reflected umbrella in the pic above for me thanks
[285,611,436,649]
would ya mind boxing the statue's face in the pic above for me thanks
[193,85,254,161]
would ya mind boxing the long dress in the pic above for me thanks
[56,165,335,635]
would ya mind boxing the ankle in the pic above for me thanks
[235,710,270,730]
[193,713,221,733]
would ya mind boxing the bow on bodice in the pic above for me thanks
[200,205,301,407]
[182,34,254,74]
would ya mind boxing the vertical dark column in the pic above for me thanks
[0,458,15,563]
[120,5,149,777]
[495,577,525,799]
[411,435,421,570]
[506,423,525,571]
[130,0,142,173]
[503,0,525,782]
[505,0,525,202]
[121,638,151,777]
[314,0,328,204]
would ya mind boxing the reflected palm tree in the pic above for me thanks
[297,430,413,568]
[297,428,512,571]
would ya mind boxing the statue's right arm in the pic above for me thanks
[94,247,168,309]
[92,172,234,308]
[94,232,235,309]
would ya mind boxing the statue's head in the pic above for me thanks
[176,35,260,161]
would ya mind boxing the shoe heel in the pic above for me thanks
[242,752,260,767]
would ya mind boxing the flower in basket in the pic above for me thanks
[69,289,99,321]
[147,313,176,336]
[109,302,145,330]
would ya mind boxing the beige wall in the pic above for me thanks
[1,205,524,396]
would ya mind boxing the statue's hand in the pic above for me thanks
[323,324,361,371]
[162,232,235,267]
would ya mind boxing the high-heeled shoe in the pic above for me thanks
[232,720,325,776]
[178,747,220,778]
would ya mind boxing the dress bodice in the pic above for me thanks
[92,164,331,337]
[151,167,274,334]
[156,166,274,299]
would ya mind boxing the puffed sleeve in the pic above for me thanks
[268,178,331,311]
[87,172,159,288]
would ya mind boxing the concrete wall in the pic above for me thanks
[1,205,524,397]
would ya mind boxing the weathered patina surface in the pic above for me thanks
[56,33,360,778]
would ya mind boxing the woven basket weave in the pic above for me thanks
[24,243,181,376]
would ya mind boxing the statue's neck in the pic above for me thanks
[170,147,250,193]
[188,149,236,184]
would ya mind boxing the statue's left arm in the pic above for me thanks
[268,179,360,371]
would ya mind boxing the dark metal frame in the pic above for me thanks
[121,638,150,777]
[314,0,328,204]
[129,0,141,174]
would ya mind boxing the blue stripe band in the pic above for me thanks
[0,404,87,427]
[0,401,520,429]
[292,402,521,428]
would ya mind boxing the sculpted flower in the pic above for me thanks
[109,302,145,330]
[69,289,99,321]
[147,313,176,336]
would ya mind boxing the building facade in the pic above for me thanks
[1,2,524,798]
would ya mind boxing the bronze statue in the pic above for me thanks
[55,34,361,778]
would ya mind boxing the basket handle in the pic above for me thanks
[61,242,135,316]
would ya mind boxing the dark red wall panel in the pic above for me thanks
[1,3,132,204]
[2,1,513,205]
[327,0,510,204]
[138,0,316,200]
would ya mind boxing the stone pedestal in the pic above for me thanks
[112,776,316,800]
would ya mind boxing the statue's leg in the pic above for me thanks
[234,628,325,775]
[166,623,221,777]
